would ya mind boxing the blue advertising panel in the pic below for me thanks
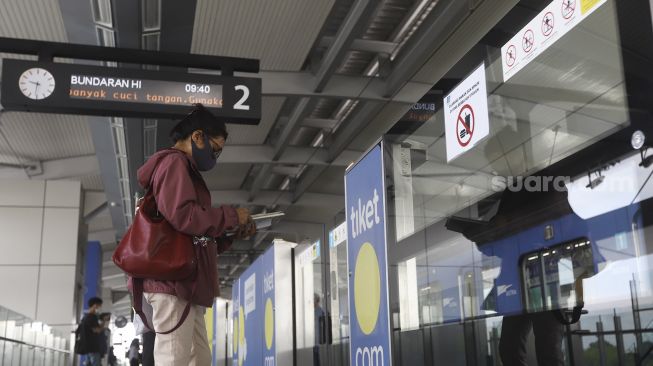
[231,245,276,366]
[345,143,392,366]
[261,247,276,365]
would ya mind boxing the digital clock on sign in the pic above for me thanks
[185,84,211,93]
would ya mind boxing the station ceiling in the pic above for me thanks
[0,0,516,317]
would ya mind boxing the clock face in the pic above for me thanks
[19,68,55,100]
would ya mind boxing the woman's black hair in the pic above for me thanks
[169,104,229,143]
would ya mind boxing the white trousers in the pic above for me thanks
[144,293,211,366]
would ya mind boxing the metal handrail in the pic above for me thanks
[0,335,71,354]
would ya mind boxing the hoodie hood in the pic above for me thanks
[137,148,197,189]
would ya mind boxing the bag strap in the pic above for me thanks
[142,150,198,211]
[132,278,198,335]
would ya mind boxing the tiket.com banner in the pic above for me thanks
[231,246,277,366]
[345,143,392,366]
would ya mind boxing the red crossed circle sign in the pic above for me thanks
[506,45,517,67]
[562,0,575,19]
[542,12,554,36]
[456,104,475,147]
[522,29,535,53]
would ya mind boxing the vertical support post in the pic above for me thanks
[631,277,643,364]
[80,241,101,366]
[83,241,102,311]
[614,314,626,366]
[291,248,297,366]
[597,319,606,366]
[565,323,576,366]
[491,327,501,365]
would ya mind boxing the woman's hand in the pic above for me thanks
[235,208,256,239]
[236,207,250,226]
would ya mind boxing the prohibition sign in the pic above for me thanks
[506,45,517,67]
[562,0,575,19]
[456,104,475,147]
[542,12,554,36]
[522,29,535,53]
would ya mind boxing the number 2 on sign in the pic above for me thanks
[234,85,250,110]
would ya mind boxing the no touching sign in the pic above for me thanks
[444,63,489,162]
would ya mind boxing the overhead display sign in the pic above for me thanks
[399,93,439,124]
[1,59,261,124]
[501,0,608,82]
[443,63,489,162]
[345,143,392,366]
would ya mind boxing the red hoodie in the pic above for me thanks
[127,148,238,306]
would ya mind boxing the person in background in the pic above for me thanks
[314,293,326,366]
[80,297,104,366]
[129,104,255,365]
[128,338,141,366]
[99,313,112,366]
[107,347,117,366]
[141,331,155,366]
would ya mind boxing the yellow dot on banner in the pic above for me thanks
[354,242,381,335]
[238,306,245,366]
[265,298,274,350]
[233,315,238,353]
[238,307,245,345]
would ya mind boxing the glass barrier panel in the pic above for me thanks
[383,0,653,364]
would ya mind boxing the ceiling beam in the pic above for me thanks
[84,202,108,224]
[292,101,385,202]
[314,0,379,92]
[274,98,316,162]
[320,36,398,55]
[383,0,470,97]
[212,190,343,210]
[248,164,273,202]
[88,228,117,245]
[291,1,487,203]
[220,145,360,166]
[248,0,379,203]
[84,191,107,216]
[0,37,259,73]
[256,70,428,103]
[37,154,99,180]
[300,117,339,130]
[0,154,100,180]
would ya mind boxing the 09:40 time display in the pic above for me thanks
[185,84,211,93]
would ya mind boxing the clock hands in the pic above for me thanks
[29,81,41,98]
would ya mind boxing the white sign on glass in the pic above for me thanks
[443,62,490,162]
[501,0,608,82]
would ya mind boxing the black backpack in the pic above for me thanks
[74,321,89,355]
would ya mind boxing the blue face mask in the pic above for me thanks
[191,135,217,171]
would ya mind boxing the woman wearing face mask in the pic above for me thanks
[129,104,255,366]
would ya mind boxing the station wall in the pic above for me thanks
[0,179,83,336]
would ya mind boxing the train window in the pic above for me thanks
[520,238,596,313]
